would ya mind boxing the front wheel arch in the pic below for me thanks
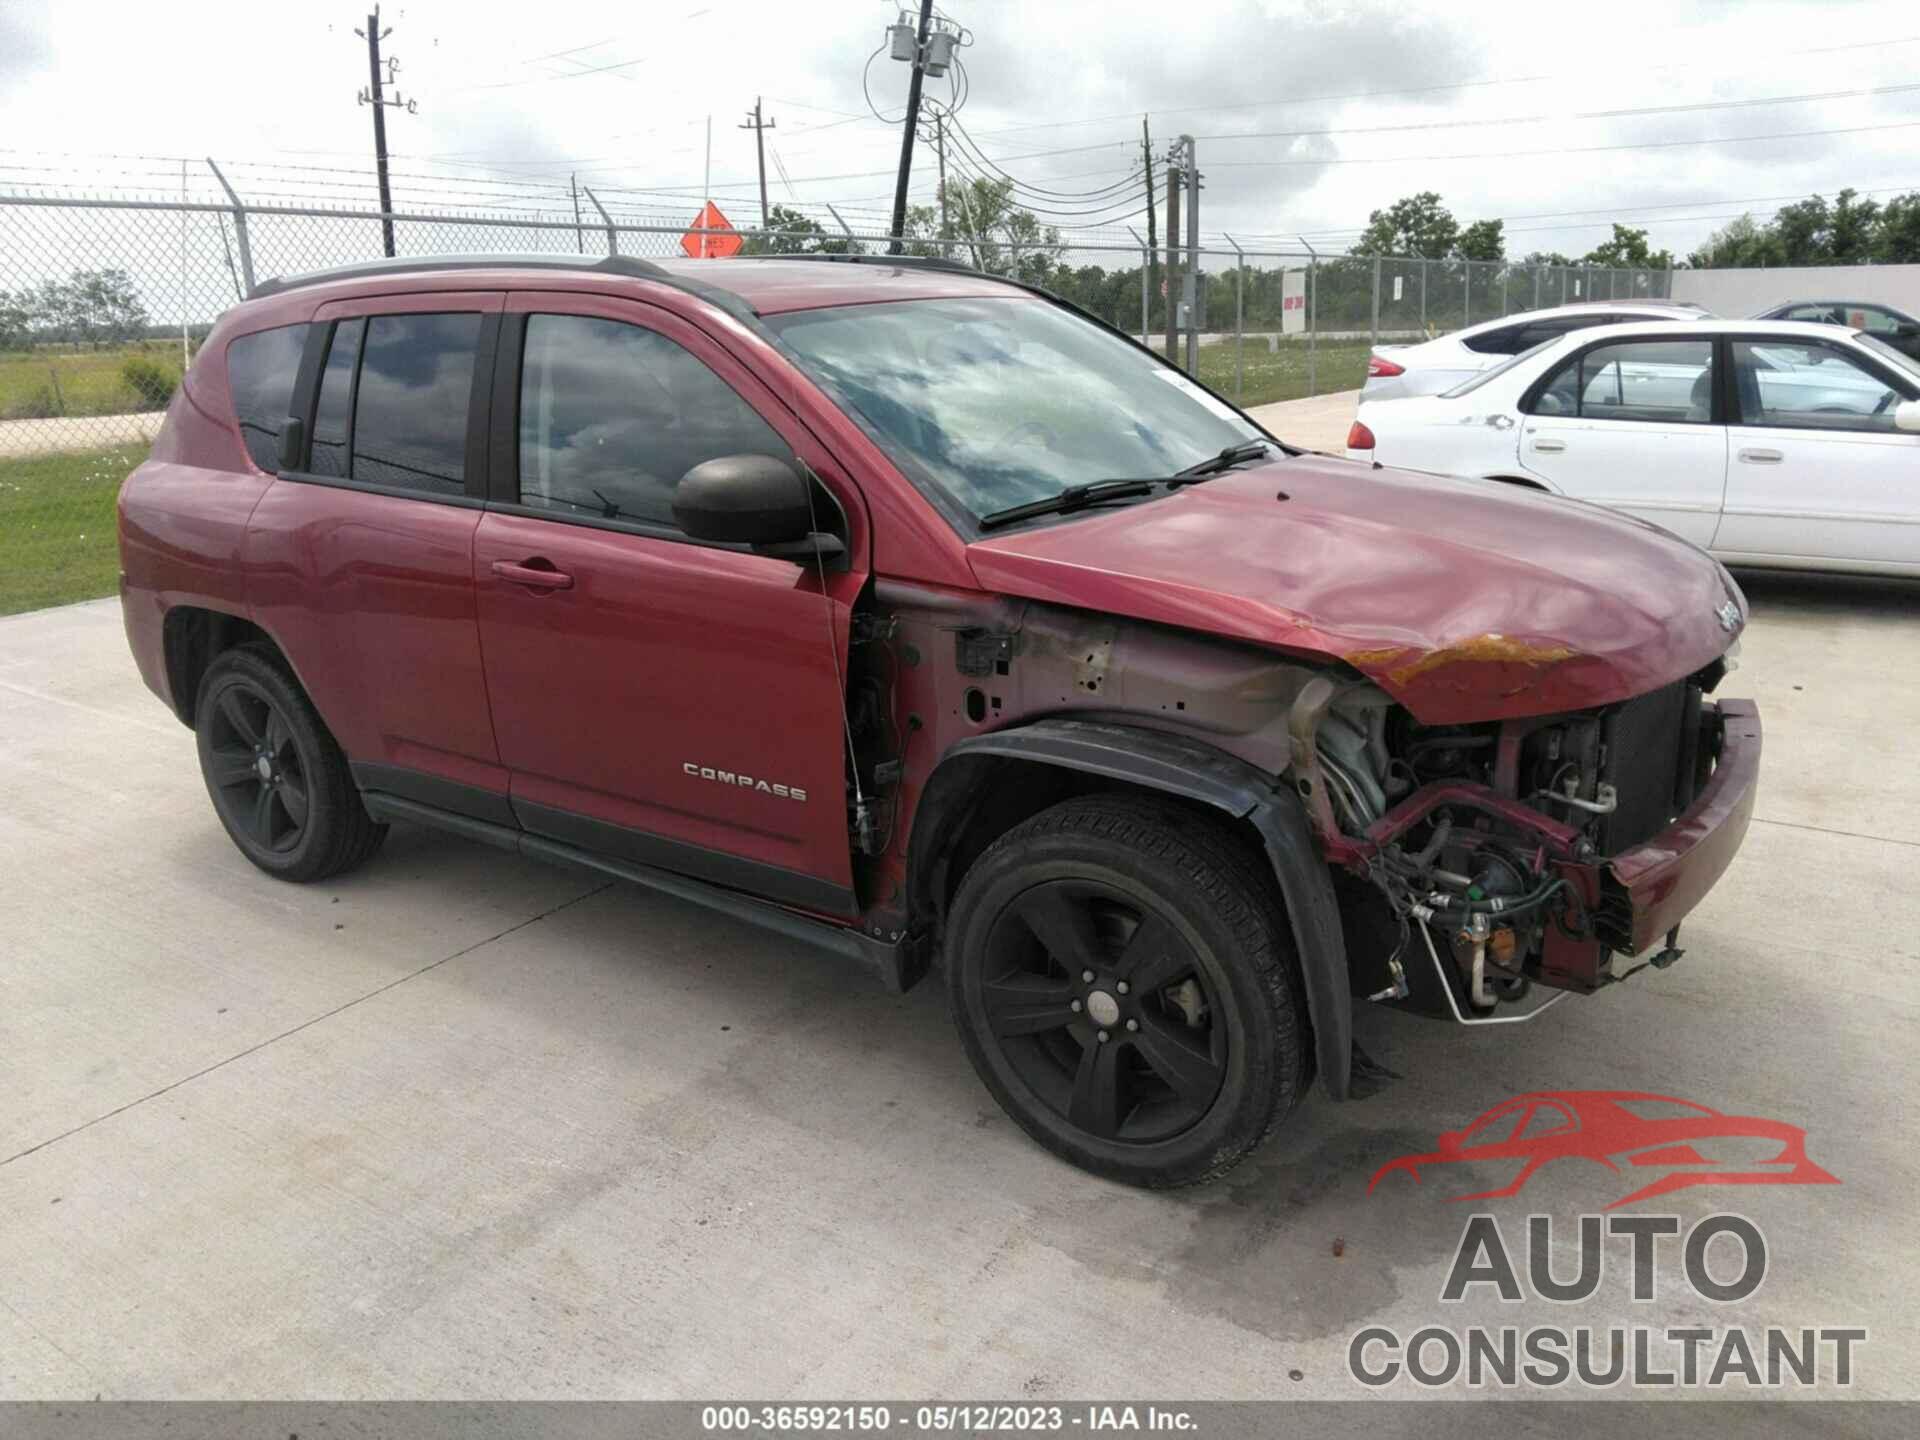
[908,720,1354,1099]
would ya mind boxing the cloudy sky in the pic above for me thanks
[3,0,1918,259]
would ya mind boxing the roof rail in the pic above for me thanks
[757,252,984,277]
[246,253,671,301]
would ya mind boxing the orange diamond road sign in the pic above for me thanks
[681,201,742,259]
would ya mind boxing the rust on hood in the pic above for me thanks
[1343,645,1411,668]
[1376,634,1581,687]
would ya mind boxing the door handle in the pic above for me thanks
[1737,448,1783,465]
[491,559,574,590]
[1531,438,1566,453]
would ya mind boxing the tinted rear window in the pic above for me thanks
[227,323,310,471]
[1461,324,1524,356]
[350,313,481,496]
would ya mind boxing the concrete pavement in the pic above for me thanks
[0,412,165,460]
[1,576,1916,1402]
[1248,389,1359,452]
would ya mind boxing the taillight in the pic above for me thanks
[1347,420,1376,450]
[1367,354,1405,378]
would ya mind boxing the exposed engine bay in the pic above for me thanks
[1300,654,1735,1021]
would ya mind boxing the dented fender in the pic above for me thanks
[920,720,1356,1101]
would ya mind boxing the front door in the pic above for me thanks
[1518,334,1727,547]
[472,292,869,914]
[1713,336,1920,569]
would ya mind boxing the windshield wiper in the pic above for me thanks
[1167,440,1274,486]
[975,440,1283,529]
[977,479,1157,531]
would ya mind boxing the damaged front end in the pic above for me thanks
[1289,655,1760,1023]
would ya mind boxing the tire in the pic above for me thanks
[194,644,387,883]
[945,794,1309,1188]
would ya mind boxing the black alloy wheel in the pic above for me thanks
[204,681,311,856]
[194,644,387,882]
[975,879,1227,1145]
[947,794,1308,1188]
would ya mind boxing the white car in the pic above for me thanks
[1362,302,1706,402]
[1345,319,1920,575]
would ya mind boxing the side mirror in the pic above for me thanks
[674,454,815,545]
[1894,399,1920,434]
[1437,1129,1463,1154]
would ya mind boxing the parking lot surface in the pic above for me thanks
[1247,389,1358,452]
[2,566,1917,1402]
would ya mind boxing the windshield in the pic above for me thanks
[1441,335,1561,398]
[1856,331,1920,386]
[765,296,1263,525]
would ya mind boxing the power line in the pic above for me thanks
[441,8,712,92]
[942,113,1146,201]
[942,150,1147,224]
[952,33,1920,142]
[311,72,1920,190]
[1187,81,1920,146]
[1203,118,1920,169]
[698,39,1920,167]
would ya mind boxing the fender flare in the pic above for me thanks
[920,719,1354,1100]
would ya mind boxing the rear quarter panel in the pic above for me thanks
[117,375,272,712]
[1365,402,1524,480]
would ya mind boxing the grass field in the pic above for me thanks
[0,343,186,420]
[0,444,146,615]
[1193,338,1369,408]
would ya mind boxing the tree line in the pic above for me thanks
[1687,188,1920,267]
[0,268,152,351]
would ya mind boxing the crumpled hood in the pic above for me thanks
[965,454,1746,724]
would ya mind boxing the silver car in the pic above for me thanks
[1363,301,1708,402]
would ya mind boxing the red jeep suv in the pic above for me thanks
[117,254,1760,1187]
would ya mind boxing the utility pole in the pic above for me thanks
[1142,116,1158,343]
[740,98,776,227]
[355,6,414,259]
[570,173,583,253]
[935,111,948,245]
[1163,149,1181,362]
[887,0,936,254]
[1182,135,1199,373]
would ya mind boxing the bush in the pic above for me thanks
[121,355,178,410]
[1,384,62,420]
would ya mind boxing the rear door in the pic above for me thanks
[471,291,869,913]
[248,292,509,808]
[1517,334,1727,546]
[1713,336,1920,567]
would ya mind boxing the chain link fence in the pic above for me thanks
[0,189,1668,616]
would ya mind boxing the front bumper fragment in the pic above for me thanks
[1602,698,1761,956]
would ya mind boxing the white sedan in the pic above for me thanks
[1344,319,1920,575]
[1362,301,1705,402]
